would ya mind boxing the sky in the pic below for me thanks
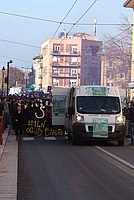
[0,0,133,70]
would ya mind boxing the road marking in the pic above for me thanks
[23,137,34,141]
[91,147,134,177]
[44,137,56,140]
[95,146,134,170]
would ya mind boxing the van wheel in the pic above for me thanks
[118,138,124,146]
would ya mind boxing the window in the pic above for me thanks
[71,69,77,75]
[70,79,77,86]
[70,57,77,64]
[121,72,125,79]
[53,78,59,86]
[53,45,60,52]
[70,45,77,53]
[52,67,59,74]
[52,56,60,63]
[77,96,120,114]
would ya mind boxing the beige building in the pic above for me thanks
[40,31,102,90]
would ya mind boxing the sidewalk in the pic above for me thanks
[0,126,18,200]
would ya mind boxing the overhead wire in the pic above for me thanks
[102,26,132,47]
[0,25,132,61]
[98,25,132,53]
[45,0,98,79]
[58,0,98,45]
[0,26,132,66]
[0,23,131,52]
[0,0,132,66]
[0,38,40,49]
[43,0,78,65]
[0,11,60,24]
[68,0,98,35]
[0,54,32,64]
[50,0,77,40]
[0,11,131,26]
[0,0,78,65]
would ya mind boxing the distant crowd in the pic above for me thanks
[0,95,52,140]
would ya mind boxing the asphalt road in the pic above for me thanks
[17,136,134,200]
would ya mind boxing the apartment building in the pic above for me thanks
[35,31,102,90]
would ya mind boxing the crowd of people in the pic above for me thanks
[0,95,52,140]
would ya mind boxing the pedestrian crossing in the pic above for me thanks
[21,135,67,141]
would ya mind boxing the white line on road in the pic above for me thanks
[95,146,134,170]
[44,137,56,140]
[23,137,34,141]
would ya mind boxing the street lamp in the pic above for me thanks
[6,60,13,96]
[2,66,5,96]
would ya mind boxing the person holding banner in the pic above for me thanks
[45,101,52,129]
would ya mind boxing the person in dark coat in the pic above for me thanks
[0,98,4,116]
[128,101,134,145]
[13,105,25,140]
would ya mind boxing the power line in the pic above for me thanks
[0,8,132,66]
[42,0,101,68]
[68,0,98,34]
[0,38,40,48]
[102,26,132,47]
[58,0,98,45]
[0,11,131,26]
[44,0,78,65]
[0,11,60,24]
[51,0,77,40]
[0,26,131,58]
[0,54,32,63]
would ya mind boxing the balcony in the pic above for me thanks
[51,50,80,56]
[51,61,80,68]
[52,50,60,55]
[51,72,78,79]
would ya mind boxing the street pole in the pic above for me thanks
[2,66,5,96]
[6,60,13,96]
[6,61,9,96]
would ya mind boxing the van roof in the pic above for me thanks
[74,85,120,97]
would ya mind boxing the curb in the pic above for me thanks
[0,126,10,161]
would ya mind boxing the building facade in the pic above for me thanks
[40,31,102,90]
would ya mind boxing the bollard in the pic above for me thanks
[0,116,3,145]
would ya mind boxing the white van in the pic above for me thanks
[65,85,125,145]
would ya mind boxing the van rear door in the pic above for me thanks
[52,87,69,126]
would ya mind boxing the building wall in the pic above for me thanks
[81,39,102,85]
[40,33,102,89]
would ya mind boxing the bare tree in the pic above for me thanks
[101,15,132,89]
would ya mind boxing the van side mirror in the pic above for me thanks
[68,106,74,115]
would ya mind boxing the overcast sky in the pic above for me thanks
[0,0,132,69]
